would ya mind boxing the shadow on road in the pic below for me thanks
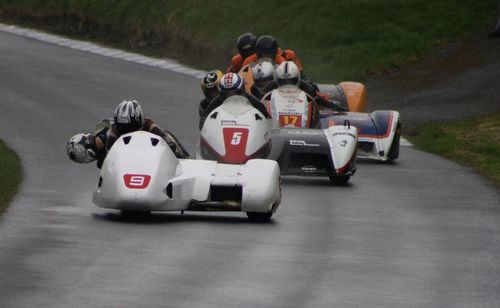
[92,211,278,225]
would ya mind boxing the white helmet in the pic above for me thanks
[252,61,275,89]
[275,61,300,86]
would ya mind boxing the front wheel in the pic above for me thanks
[246,211,273,222]
[329,175,350,185]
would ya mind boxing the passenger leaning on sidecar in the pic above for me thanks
[199,73,271,129]
[67,100,190,168]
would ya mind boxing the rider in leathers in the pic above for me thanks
[199,73,270,129]
[67,100,190,168]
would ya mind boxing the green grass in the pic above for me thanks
[406,113,500,188]
[0,140,22,216]
[0,0,496,82]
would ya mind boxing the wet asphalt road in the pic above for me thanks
[1,30,500,307]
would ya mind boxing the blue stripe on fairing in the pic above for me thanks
[319,112,391,137]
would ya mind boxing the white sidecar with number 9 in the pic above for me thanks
[93,131,281,221]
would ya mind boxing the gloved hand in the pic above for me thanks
[67,133,97,163]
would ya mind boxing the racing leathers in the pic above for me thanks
[263,80,347,111]
[198,97,213,129]
[240,48,303,72]
[250,83,267,100]
[70,118,190,168]
[261,80,347,128]
[280,48,303,72]
[227,54,248,73]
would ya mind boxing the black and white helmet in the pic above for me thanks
[113,100,145,134]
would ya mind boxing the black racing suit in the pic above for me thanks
[198,97,212,130]
[250,83,267,100]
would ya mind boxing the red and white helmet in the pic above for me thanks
[275,61,300,86]
[218,73,245,99]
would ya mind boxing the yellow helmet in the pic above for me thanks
[201,70,223,99]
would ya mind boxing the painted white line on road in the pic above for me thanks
[0,23,206,79]
[400,137,412,147]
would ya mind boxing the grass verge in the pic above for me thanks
[0,140,22,216]
[406,113,500,188]
[0,0,497,82]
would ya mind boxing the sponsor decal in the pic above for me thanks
[339,139,348,147]
[301,165,318,173]
[221,120,238,126]
[285,130,322,136]
[278,88,301,95]
[124,174,151,189]
[289,140,320,147]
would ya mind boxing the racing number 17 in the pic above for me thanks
[283,115,299,126]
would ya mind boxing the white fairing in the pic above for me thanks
[93,131,176,211]
[357,111,400,161]
[268,85,312,128]
[200,95,271,163]
[324,125,358,171]
[93,131,280,214]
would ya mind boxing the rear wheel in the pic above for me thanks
[387,121,402,162]
[246,211,273,222]
[329,175,350,185]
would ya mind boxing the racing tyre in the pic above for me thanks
[329,175,350,185]
[387,121,402,162]
[246,211,273,222]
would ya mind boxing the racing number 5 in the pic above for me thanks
[231,132,243,145]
